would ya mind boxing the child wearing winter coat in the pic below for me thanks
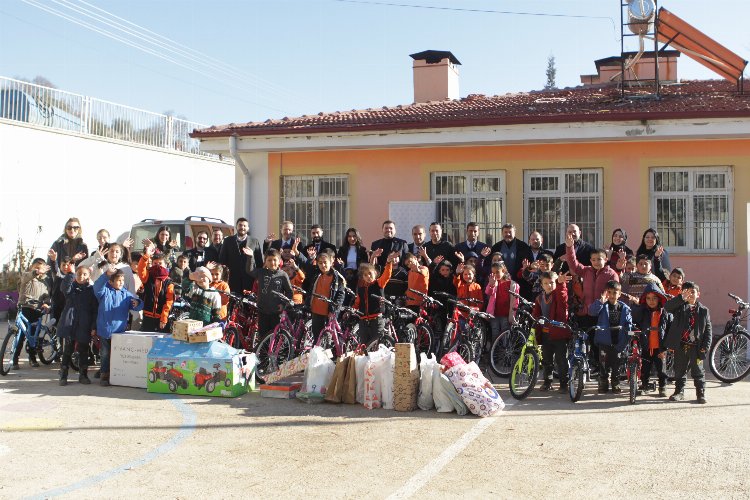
[137,246,175,333]
[15,258,54,369]
[532,271,571,392]
[57,266,99,386]
[662,267,685,298]
[182,266,223,325]
[631,285,672,397]
[616,254,665,305]
[485,261,518,342]
[93,269,143,386]
[521,254,553,301]
[249,249,294,337]
[588,280,633,394]
[663,282,712,404]
[207,263,230,320]
[353,251,398,347]
[454,263,484,317]
[282,259,306,305]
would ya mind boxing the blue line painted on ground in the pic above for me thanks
[24,395,197,500]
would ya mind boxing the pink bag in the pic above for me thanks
[440,351,467,370]
[445,362,504,417]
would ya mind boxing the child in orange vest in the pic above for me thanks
[207,263,230,320]
[632,284,672,397]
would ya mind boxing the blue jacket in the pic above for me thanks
[589,299,633,349]
[93,274,143,338]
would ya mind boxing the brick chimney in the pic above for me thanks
[580,51,681,85]
[410,50,461,102]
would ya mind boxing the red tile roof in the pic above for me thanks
[192,80,750,138]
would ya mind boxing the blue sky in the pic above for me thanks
[1,0,748,126]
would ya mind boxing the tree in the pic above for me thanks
[545,55,557,90]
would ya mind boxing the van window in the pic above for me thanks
[130,224,186,253]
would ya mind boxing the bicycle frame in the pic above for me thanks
[567,331,590,383]
[625,332,643,385]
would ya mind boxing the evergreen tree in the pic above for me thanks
[545,55,557,90]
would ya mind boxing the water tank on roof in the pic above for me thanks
[628,0,656,35]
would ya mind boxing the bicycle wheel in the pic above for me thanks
[1,327,19,375]
[569,360,585,402]
[628,361,639,404]
[709,331,750,383]
[406,323,433,357]
[489,328,526,378]
[509,349,539,400]
[367,334,395,352]
[342,325,361,354]
[37,328,60,364]
[457,341,475,364]
[255,330,294,383]
[223,325,241,350]
[663,349,675,381]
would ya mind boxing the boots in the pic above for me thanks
[670,382,685,401]
[540,379,552,391]
[99,372,110,387]
[558,380,569,393]
[597,375,609,393]
[28,347,40,368]
[696,387,707,404]
[79,369,91,385]
[59,367,68,386]
[611,374,622,394]
[658,384,667,397]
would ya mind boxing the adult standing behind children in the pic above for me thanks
[264,220,300,253]
[553,223,594,273]
[455,222,489,261]
[424,222,456,266]
[184,231,216,271]
[636,228,672,280]
[336,227,369,289]
[151,226,179,268]
[663,282,711,404]
[219,218,263,293]
[607,228,634,269]
[48,218,88,268]
[211,228,224,256]
[370,220,407,271]
[528,231,553,262]
[491,224,533,299]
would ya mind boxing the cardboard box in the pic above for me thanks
[110,331,166,388]
[173,326,223,343]
[260,382,303,399]
[146,338,256,397]
[393,343,419,412]
[172,319,202,338]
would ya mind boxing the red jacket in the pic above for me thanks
[532,284,570,341]
[566,245,619,312]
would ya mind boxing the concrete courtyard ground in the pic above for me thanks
[1,329,748,499]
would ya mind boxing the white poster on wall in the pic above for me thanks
[388,202,436,238]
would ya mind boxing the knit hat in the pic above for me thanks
[192,266,212,282]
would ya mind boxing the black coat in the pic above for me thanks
[424,240,457,265]
[49,237,89,268]
[370,237,407,270]
[663,295,712,355]
[57,273,99,343]
[336,244,369,288]
[491,238,534,299]
[553,239,594,273]
[454,240,489,261]
[219,235,262,293]
[183,246,218,272]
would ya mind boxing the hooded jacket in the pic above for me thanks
[57,273,98,343]
[93,274,143,338]
[589,299,633,349]
[631,283,672,355]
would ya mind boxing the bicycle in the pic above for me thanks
[407,288,444,355]
[254,291,312,382]
[378,295,432,355]
[508,309,542,400]
[709,293,750,383]
[70,335,101,373]
[433,292,487,363]
[313,292,363,356]
[219,290,260,352]
[489,295,534,378]
[1,297,59,374]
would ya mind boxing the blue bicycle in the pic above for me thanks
[1,296,60,375]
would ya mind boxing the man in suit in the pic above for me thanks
[370,220,407,270]
[302,224,336,260]
[528,230,554,261]
[491,223,534,299]
[263,220,300,253]
[454,222,489,261]
[424,222,456,265]
[407,224,429,266]
[210,228,224,259]
[218,218,263,293]
[184,231,218,271]
[553,223,594,273]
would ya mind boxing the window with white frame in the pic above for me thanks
[280,175,349,247]
[523,169,602,249]
[650,166,733,252]
[431,171,505,246]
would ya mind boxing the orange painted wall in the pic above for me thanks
[266,138,750,317]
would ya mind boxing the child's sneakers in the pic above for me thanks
[79,372,91,385]
[696,388,707,404]
[657,385,667,397]
[539,380,552,391]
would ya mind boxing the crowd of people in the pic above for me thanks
[13,216,712,403]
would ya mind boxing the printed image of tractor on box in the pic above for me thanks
[148,360,189,392]
[193,362,231,393]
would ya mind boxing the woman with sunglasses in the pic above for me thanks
[48,218,89,269]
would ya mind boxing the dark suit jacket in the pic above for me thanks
[303,240,337,258]
[553,239,594,273]
[263,235,302,253]
[424,240,456,265]
[370,237,407,269]
[454,240,489,260]
[219,235,262,293]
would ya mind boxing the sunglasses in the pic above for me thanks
[66,226,80,230]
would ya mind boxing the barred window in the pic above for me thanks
[524,169,602,249]
[650,167,733,252]
[431,171,505,246]
[280,175,349,246]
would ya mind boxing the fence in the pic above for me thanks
[0,76,230,162]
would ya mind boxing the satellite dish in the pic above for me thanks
[628,0,656,35]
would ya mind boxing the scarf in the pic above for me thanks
[649,310,661,355]
[150,265,169,280]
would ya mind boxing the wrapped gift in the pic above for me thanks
[440,351,467,370]
[445,362,504,417]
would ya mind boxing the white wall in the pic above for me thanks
[0,122,235,263]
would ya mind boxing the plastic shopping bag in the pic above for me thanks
[439,373,469,416]
[379,350,395,410]
[363,358,382,409]
[440,351,467,370]
[417,353,436,410]
[355,355,368,404]
[302,346,335,396]
[432,364,454,413]
[445,361,505,417]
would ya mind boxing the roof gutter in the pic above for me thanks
[229,135,251,218]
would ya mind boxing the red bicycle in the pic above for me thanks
[623,328,643,404]
[220,291,260,352]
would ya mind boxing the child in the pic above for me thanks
[80,243,136,293]
[354,251,398,346]
[308,249,346,345]
[182,266,223,325]
[249,249,293,337]
[49,253,75,323]
[588,280,633,394]
[404,252,429,311]
[662,267,684,297]
[15,258,53,368]
[663,282,711,403]
[616,254,665,305]
[137,245,175,333]
[282,259,306,305]
[632,285,671,397]
[624,256,637,274]
[485,261,518,342]
[208,263,230,320]
[170,254,190,288]
[93,269,143,386]
[522,254,554,301]
[454,262,484,318]
[57,266,98,385]
[532,271,571,392]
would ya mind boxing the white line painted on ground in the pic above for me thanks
[387,400,516,500]
[0,443,10,457]
[23,396,196,500]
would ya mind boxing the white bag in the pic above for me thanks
[432,365,454,413]
[379,350,395,410]
[439,373,469,416]
[417,353,436,410]
[354,355,368,404]
[302,346,335,395]
[363,359,382,409]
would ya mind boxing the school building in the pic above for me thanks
[192,50,750,316]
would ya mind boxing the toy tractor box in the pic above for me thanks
[110,331,167,389]
[146,338,256,397]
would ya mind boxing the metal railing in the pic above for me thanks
[0,76,230,162]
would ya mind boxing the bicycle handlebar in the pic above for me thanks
[271,290,294,305]
[728,293,749,307]
[407,288,444,307]
[292,285,307,295]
